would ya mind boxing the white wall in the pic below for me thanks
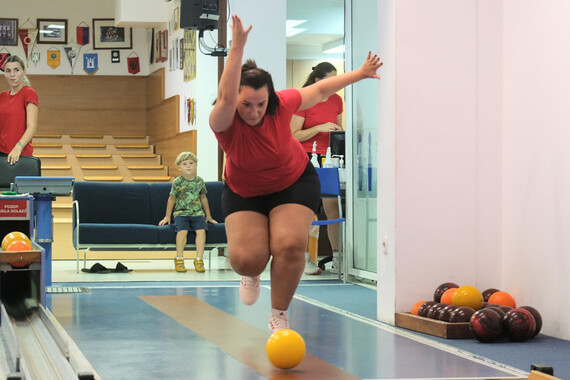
[388,0,504,321]
[377,0,569,339]
[230,0,287,90]
[502,0,570,339]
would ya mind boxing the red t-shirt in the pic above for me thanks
[213,89,308,197]
[294,93,343,155]
[0,86,38,156]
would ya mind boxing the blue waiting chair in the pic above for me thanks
[312,167,346,280]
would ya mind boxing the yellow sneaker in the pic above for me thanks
[174,258,187,272]
[194,258,205,273]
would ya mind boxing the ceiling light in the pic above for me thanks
[286,19,307,37]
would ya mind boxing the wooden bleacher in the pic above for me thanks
[33,134,171,182]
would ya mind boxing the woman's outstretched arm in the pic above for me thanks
[209,15,252,133]
[298,52,383,111]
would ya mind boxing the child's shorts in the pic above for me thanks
[173,215,208,232]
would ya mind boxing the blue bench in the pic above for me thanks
[72,181,227,273]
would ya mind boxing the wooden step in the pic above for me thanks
[83,176,124,181]
[112,135,146,139]
[76,154,112,158]
[42,165,72,170]
[70,134,103,139]
[71,144,106,148]
[35,133,62,138]
[132,176,171,182]
[35,143,62,148]
[115,144,150,149]
[81,165,119,170]
[34,153,67,158]
[127,165,165,170]
[121,154,157,158]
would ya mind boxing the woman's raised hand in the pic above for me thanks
[230,14,252,48]
[359,51,383,79]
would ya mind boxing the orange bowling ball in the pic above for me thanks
[5,240,32,267]
[2,231,32,251]
[440,288,458,305]
[411,300,427,315]
[6,240,32,251]
[452,285,484,310]
[488,291,516,308]
[266,329,306,369]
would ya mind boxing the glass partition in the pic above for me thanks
[347,0,378,279]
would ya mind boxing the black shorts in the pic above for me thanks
[222,161,321,217]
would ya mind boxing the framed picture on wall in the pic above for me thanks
[93,18,132,50]
[0,18,18,46]
[160,30,168,62]
[173,7,180,30]
[37,19,68,44]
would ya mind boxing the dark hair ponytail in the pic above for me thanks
[302,62,337,88]
[240,59,280,116]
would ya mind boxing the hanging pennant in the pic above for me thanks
[30,48,40,67]
[17,20,38,63]
[18,29,30,61]
[64,45,81,74]
[83,53,98,75]
[0,51,11,72]
[47,48,61,69]
[127,51,139,74]
[76,22,90,46]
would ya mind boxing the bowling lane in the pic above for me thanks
[49,285,528,380]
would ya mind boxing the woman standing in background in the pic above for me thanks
[291,62,343,274]
[0,55,39,165]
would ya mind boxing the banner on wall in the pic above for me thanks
[76,22,90,46]
[17,28,38,64]
[64,45,81,74]
[127,54,140,74]
[0,52,11,72]
[83,53,98,75]
[47,48,61,69]
[183,29,196,82]
[30,48,40,67]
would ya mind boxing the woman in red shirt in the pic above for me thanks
[291,62,344,275]
[0,55,39,165]
[210,15,382,333]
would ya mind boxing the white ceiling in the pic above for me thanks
[286,0,345,60]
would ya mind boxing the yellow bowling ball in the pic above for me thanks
[2,231,32,251]
[452,285,484,310]
[266,329,306,369]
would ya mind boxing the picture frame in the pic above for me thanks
[160,30,168,62]
[37,19,68,44]
[93,18,132,50]
[173,7,180,30]
[0,18,18,46]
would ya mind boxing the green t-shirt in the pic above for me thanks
[170,176,207,217]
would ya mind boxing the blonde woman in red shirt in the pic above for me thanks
[210,15,382,333]
[0,55,39,165]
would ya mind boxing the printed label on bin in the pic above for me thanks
[0,200,30,219]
